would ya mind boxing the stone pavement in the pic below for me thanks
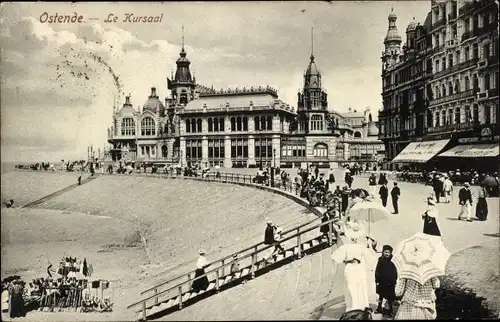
[157,174,498,320]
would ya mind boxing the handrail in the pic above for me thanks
[139,212,322,296]
[127,216,339,310]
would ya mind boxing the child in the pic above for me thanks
[230,254,240,279]
[374,245,397,317]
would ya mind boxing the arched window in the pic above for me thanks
[354,131,362,138]
[161,145,168,158]
[237,117,242,131]
[231,117,236,131]
[121,118,135,136]
[260,116,266,130]
[141,117,156,136]
[266,116,272,130]
[219,118,225,132]
[254,116,260,131]
[197,119,202,132]
[473,74,479,92]
[313,143,328,158]
[191,119,196,133]
[336,143,344,159]
[472,104,479,123]
[311,115,323,131]
[164,123,168,134]
[243,117,248,131]
[464,76,470,90]
[454,107,461,124]
[435,112,440,127]
[213,118,219,132]
[447,109,453,125]
[448,82,453,95]
[186,119,191,133]
[465,105,472,122]
[208,118,213,132]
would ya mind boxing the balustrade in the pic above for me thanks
[429,89,474,106]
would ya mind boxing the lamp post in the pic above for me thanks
[259,128,264,170]
[273,148,276,168]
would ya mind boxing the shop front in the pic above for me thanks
[390,139,451,170]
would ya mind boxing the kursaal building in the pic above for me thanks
[106,32,384,169]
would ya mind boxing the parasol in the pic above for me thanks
[392,232,450,285]
[482,176,499,188]
[350,188,370,199]
[348,200,390,236]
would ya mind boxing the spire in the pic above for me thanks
[310,26,315,61]
[180,25,186,58]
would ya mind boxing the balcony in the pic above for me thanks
[431,45,445,55]
[432,19,446,30]
[475,22,498,36]
[432,58,478,79]
[427,122,478,134]
[461,30,474,43]
[445,38,459,49]
[429,89,475,106]
[459,1,481,17]
[477,90,489,101]
[489,88,498,98]
[477,58,488,69]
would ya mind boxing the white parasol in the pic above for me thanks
[392,232,450,285]
[348,200,390,236]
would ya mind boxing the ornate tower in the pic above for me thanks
[381,8,402,70]
[167,25,197,107]
[296,27,328,134]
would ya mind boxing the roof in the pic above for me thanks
[143,87,165,113]
[117,105,137,117]
[183,92,293,113]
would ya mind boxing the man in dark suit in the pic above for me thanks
[390,182,401,214]
[379,183,389,207]
[458,182,473,222]
[432,175,443,203]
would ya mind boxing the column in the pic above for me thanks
[248,135,256,166]
[224,136,232,168]
[180,138,186,166]
[248,116,255,132]
[343,142,350,160]
[202,118,208,134]
[272,135,280,168]
[202,136,208,167]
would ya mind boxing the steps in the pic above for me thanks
[134,235,334,321]
[21,174,100,208]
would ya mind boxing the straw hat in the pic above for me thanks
[427,197,436,205]
[199,249,206,255]
[463,182,470,187]
[344,222,366,241]
[266,219,273,225]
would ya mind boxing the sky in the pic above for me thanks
[0,1,431,163]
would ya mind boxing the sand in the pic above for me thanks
[1,172,317,320]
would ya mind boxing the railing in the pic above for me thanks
[477,90,489,100]
[461,30,474,42]
[445,38,459,49]
[459,1,481,17]
[432,58,478,79]
[127,216,339,318]
[428,89,475,106]
[432,19,446,30]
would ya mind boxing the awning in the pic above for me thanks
[391,139,450,163]
[438,143,499,158]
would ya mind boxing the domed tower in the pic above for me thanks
[406,18,418,51]
[167,26,197,107]
[143,87,165,116]
[296,27,328,134]
[381,8,402,70]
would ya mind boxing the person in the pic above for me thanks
[475,184,488,221]
[320,211,331,241]
[3,199,14,208]
[314,166,320,179]
[345,173,354,189]
[263,220,284,264]
[458,182,473,222]
[77,176,82,185]
[8,279,25,318]
[378,172,388,186]
[432,175,443,203]
[375,245,397,317]
[230,254,242,282]
[341,186,350,215]
[328,168,336,185]
[331,222,377,312]
[394,276,441,320]
[379,183,388,207]
[442,174,453,203]
[192,250,210,292]
[390,182,400,214]
[422,197,441,237]
[368,173,377,196]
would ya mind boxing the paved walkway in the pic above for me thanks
[155,175,499,320]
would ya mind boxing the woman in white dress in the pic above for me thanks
[332,222,378,312]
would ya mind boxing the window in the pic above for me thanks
[485,105,491,124]
[442,84,446,97]
[464,76,470,91]
[230,139,248,158]
[465,106,472,122]
[484,73,491,90]
[435,111,440,127]
[447,109,453,125]
[141,117,156,136]
[464,46,470,61]
[254,116,260,131]
[473,74,479,92]
[243,117,248,131]
[161,145,168,158]
[260,116,266,130]
[441,59,446,71]
[448,54,453,68]
[454,79,460,93]
[191,119,196,133]
[208,139,225,159]
[483,43,490,59]
[254,138,273,159]
[448,82,453,95]
[230,117,236,131]
[266,116,272,130]
[472,104,479,123]
[186,119,191,133]
[121,118,135,136]
[313,143,328,158]
[311,115,323,131]
[354,131,362,138]
[455,107,461,124]
[186,139,202,160]
[441,110,446,126]
[236,117,242,131]
[473,43,478,59]
[208,118,213,132]
[197,119,202,133]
